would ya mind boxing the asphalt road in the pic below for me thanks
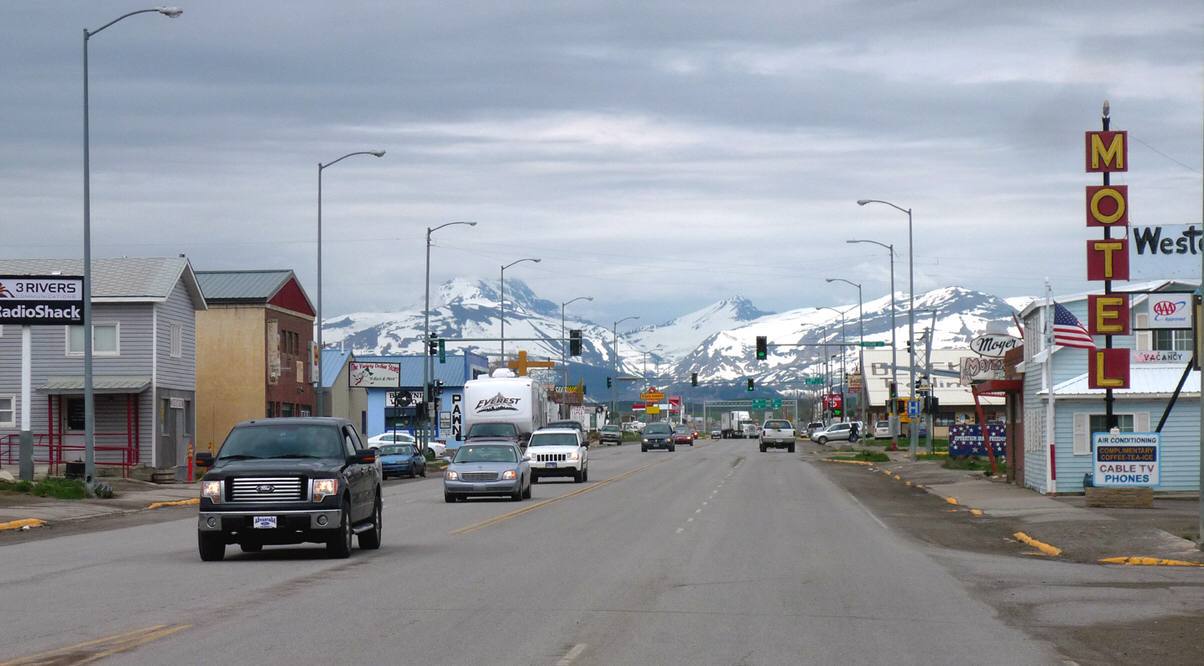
[1,440,1068,664]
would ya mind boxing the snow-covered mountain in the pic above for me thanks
[323,278,647,374]
[324,279,1027,397]
[629,296,772,362]
[671,287,1024,386]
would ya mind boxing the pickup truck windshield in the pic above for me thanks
[529,433,578,447]
[453,445,518,463]
[466,423,518,438]
[218,425,342,461]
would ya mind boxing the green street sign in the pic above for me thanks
[751,399,766,409]
[805,376,824,385]
[861,341,887,348]
[772,399,782,409]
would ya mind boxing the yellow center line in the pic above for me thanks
[0,624,191,666]
[451,459,669,536]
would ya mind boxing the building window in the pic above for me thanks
[0,396,14,427]
[282,403,295,418]
[1075,413,1138,455]
[1153,329,1192,352]
[170,323,183,358]
[66,398,85,431]
[1089,414,1134,434]
[66,323,119,356]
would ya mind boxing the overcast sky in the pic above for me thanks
[2,1,1200,325]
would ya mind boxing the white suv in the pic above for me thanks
[760,420,796,453]
[526,428,589,483]
[811,422,853,445]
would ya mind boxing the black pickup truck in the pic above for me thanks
[195,417,382,561]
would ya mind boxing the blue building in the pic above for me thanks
[1019,281,1200,494]
[353,352,489,441]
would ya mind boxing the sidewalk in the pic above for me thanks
[0,478,199,527]
[861,447,1204,565]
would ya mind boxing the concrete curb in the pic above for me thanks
[0,518,47,532]
[1099,556,1204,568]
[1014,531,1063,557]
[821,459,875,466]
[145,498,199,510]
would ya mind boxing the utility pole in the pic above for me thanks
[923,310,937,454]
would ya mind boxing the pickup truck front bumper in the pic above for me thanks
[198,509,343,531]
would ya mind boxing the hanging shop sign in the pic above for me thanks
[969,334,1021,358]
[350,362,401,388]
[959,356,1006,385]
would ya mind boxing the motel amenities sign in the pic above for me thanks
[1092,432,1160,487]
[0,275,85,325]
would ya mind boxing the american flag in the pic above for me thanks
[1053,302,1096,349]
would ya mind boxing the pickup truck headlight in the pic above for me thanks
[201,480,222,502]
[312,478,339,502]
[642,438,649,443]
[501,470,517,480]
[446,470,459,481]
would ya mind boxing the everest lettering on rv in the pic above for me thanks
[475,393,521,413]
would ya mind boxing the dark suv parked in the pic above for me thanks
[195,418,382,561]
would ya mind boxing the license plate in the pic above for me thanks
[546,461,557,468]
[252,516,277,529]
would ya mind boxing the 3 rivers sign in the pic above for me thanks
[0,275,84,325]
[1092,432,1160,487]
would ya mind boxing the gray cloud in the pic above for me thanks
[1,0,1200,324]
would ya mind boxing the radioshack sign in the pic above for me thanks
[0,275,84,325]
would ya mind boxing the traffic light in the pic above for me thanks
[746,378,755,392]
[437,339,446,364]
[691,372,698,387]
[924,395,940,414]
[428,338,438,356]
[755,335,767,360]
[606,376,613,389]
[569,329,582,356]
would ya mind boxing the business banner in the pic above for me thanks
[349,362,401,388]
[0,275,84,325]
[948,423,1006,458]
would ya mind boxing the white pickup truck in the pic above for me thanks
[759,419,796,453]
[526,428,589,483]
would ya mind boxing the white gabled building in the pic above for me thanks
[1019,281,1200,494]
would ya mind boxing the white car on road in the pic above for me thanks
[368,431,445,458]
[526,428,589,483]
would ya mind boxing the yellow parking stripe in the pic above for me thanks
[1,624,190,665]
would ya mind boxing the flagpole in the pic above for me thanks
[1044,278,1057,495]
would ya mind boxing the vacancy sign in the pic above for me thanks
[0,275,84,325]
[1092,432,1160,487]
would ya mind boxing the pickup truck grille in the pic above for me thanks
[228,477,306,503]
[535,453,567,462]
[461,472,499,482]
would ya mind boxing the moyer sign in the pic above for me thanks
[969,334,1020,358]
[1092,432,1160,487]
[0,275,84,325]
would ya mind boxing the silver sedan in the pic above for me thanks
[443,441,532,503]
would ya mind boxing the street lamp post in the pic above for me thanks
[316,150,385,417]
[858,198,916,457]
[827,278,866,430]
[611,316,640,423]
[560,296,593,417]
[499,258,540,363]
[424,221,476,449]
[848,239,898,449]
[82,6,183,488]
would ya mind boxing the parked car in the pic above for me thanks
[641,422,675,452]
[195,417,382,561]
[759,419,796,453]
[443,442,531,502]
[378,443,426,479]
[599,424,623,445]
[527,428,589,483]
[465,422,526,448]
[367,431,415,448]
[811,422,854,445]
[805,421,826,437]
[872,420,892,439]
[672,425,695,447]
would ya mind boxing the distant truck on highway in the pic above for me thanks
[721,410,751,438]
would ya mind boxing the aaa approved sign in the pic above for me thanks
[1092,432,1160,487]
[0,275,84,325]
